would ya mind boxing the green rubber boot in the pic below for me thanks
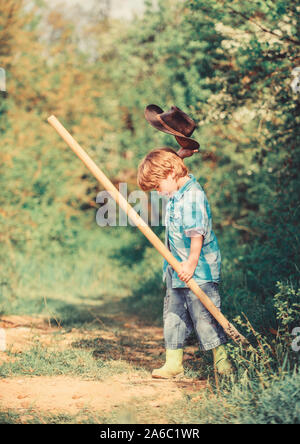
[212,345,233,375]
[152,349,184,379]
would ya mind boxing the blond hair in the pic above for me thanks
[137,147,189,191]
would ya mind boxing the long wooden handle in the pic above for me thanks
[47,115,248,346]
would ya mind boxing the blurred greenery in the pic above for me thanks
[0,0,299,424]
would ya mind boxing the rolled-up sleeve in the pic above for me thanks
[182,189,209,238]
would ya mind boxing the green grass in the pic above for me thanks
[0,225,135,323]
[0,408,110,424]
[0,406,140,424]
[0,345,102,379]
[0,341,139,380]
[166,372,300,424]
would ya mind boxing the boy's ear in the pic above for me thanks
[170,168,176,179]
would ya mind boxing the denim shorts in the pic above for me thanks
[163,266,227,351]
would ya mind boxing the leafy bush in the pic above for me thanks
[173,371,300,424]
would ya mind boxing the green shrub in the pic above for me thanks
[172,371,300,424]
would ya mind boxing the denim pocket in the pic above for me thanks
[187,282,221,320]
[199,282,221,309]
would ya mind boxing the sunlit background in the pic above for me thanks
[50,0,146,19]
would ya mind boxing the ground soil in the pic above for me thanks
[0,315,207,423]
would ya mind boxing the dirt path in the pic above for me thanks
[0,315,206,423]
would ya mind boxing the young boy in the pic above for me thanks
[137,148,232,378]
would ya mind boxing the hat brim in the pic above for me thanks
[175,136,200,150]
[145,104,200,150]
[145,104,175,136]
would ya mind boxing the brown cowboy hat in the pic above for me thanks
[144,104,199,150]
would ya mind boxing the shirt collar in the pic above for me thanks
[172,174,196,201]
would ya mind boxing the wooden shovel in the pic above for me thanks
[48,115,248,346]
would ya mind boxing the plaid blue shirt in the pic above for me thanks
[163,174,221,288]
